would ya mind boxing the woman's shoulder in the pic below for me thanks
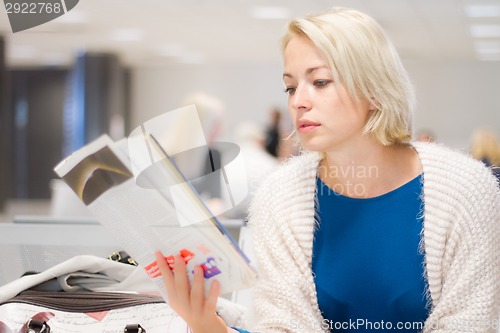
[413,141,499,198]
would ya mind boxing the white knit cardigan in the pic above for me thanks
[247,142,500,333]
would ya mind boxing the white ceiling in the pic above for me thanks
[1,0,500,67]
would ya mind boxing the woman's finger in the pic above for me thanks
[173,254,190,300]
[154,251,176,297]
[205,279,221,312]
[190,265,205,312]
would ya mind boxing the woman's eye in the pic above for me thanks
[284,87,296,95]
[314,80,331,87]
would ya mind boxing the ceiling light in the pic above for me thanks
[474,40,500,53]
[469,24,500,38]
[464,5,500,18]
[110,28,143,42]
[476,53,500,61]
[473,40,500,61]
[250,6,291,20]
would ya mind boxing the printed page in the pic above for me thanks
[54,130,257,298]
[0,302,189,333]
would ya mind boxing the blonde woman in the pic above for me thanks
[155,7,500,333]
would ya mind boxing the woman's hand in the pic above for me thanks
[154,252,235,333]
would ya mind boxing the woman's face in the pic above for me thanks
[282,35,373,153]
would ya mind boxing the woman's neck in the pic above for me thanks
[319,139,421,198]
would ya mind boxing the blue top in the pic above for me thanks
[312,175,429,332]
[232,328,251,333]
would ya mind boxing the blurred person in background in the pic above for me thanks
[264,108,283,158]
[416,129,435,143]
[470,128,500,183]
[223,122,279,219]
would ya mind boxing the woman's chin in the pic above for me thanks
[299,139,330,153]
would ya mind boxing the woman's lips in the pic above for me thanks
[297,119,321,134]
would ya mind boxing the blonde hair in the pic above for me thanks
[282,7,415,145]
[470,128,500,166]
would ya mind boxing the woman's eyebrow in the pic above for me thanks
[282,65,330,79]
[306,65,329,74]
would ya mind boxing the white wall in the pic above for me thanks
[131,60,500,150]
[406,60,500,150]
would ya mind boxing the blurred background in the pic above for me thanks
[1,0,500,221]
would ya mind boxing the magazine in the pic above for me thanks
[54,107,257,298]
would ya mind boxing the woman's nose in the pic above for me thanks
[290,84,312,111]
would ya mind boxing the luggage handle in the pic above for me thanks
[26,319,50,333]
[124,324,146,332]
[24,318,146,332]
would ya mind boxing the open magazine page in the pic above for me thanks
[88,177,257,296]
[54,131,257,299]
[0,302,189,333]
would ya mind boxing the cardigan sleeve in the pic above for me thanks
[246,160,327,333]
[248,213,325,332]
[422,166,500,333]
